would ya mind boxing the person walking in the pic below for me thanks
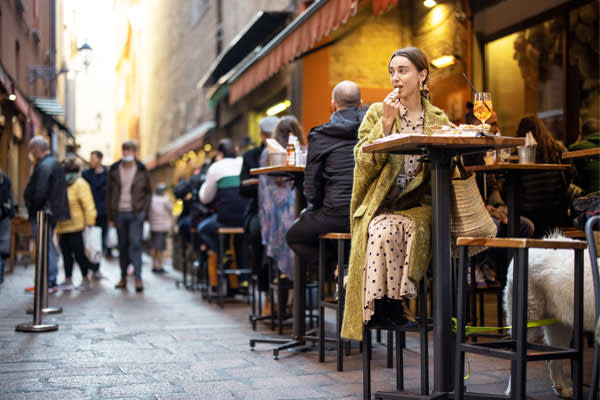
[149,183,173,273]
[56,157,97,290]
[24,136,70,293]
[106,140,152,292]
[82,150,109,278]
[0,168,15,284]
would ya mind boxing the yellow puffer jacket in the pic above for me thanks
[56,177,97,234]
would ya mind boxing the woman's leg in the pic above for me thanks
[58,233,74,281]
[70,231,90,279]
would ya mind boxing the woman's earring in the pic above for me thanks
[419,81,424,91]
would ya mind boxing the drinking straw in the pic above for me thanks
[462,73,478,94]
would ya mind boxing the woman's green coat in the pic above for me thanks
[341,98,450,341]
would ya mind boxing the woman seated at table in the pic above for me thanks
[341,47,451,341]
[515,115,576,237]
[258,116,306,286]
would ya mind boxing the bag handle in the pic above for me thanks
[453,156,472,180]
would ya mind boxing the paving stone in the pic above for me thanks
[98,382,176,398]
[48,373,150,387]
[0,389,90,400]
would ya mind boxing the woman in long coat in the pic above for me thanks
[341,47,450,341]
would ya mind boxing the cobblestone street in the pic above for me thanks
[0,255,593,399]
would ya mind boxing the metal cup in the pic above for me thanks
[518,145,536,164]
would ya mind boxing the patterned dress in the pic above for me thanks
[363,105,425,323]
[258,148,296,277]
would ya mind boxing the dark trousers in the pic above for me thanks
[286,208,349,267]
[58,231,91,279]
[95,214,110,258]
[198,213,248,269]
[245,213,268,292]
[115,211,144,280]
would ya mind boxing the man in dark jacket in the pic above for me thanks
[24,136,70,291]
[82,150,109,275]
[239,116,279,298]
[286,80,365,266]
[106,140,152,292]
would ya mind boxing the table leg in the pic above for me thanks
[505,173,520,238]
[249,175,318,358]
[430,150,454,395]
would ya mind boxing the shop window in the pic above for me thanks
[486,17,564,140]
[485,2,599,145]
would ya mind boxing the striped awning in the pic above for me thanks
[32,98,65,116]
[228,0,358,105]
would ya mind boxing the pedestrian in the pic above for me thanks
[0,168,15,284]
[106,140,152,292]
[149,183,173,273]
[82,150,109,279]
[56,157,97,290]
[23,136,70,293]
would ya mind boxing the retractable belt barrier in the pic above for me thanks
[16,211,61,333]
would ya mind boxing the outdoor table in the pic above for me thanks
[249,165,315,359]
[363,135,523,399]
[464,163,571,238]
[562,147,600,160]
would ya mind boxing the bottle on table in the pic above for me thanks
[287,135,296,166]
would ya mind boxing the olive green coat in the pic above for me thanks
[341,98,450,341]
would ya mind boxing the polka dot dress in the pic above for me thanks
[362,104,424,324]
[362,213,417,323]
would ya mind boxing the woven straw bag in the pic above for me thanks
[450,165,497,257]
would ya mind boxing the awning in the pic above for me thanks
[197,11,290,89]
[228,0,358,105]
[147,120,215,170]
[32,98,65,116]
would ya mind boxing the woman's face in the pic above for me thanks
[389,56,427,99]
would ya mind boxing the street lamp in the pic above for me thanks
[78,42,93,71]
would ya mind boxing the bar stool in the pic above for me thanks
[216,227,251,308]
[363,278,431,399]
[584,216,600,400]
[318,232,351,371]
[455,237,587,400]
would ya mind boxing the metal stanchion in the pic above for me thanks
[16,211,58,332]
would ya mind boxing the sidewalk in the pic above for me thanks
[0,254,592,399]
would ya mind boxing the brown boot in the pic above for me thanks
[115,277,127,289]
[135,278,144,293]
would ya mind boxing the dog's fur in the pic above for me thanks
[503,233,595,399]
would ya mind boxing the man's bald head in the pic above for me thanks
[332,80,361,110]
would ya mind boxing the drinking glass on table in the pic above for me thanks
[473,92,493,125]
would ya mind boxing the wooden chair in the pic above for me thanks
[318,232,351,371]
[455,237,587,400]
[8,216,33,272]
[215,227,251,308]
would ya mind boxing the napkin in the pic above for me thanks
[265,138,286,154]
[525,131,537,146]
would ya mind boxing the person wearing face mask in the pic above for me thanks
[341,47,451,342]
[23,136,70,293]
[106,140,152,292]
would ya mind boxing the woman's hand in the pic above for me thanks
[382,88,401,135]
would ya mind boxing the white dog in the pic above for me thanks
[503,233,595,399]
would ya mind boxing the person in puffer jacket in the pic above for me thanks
[197,139,248,288]
[56,157,97,290]
[286,80,365,267]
